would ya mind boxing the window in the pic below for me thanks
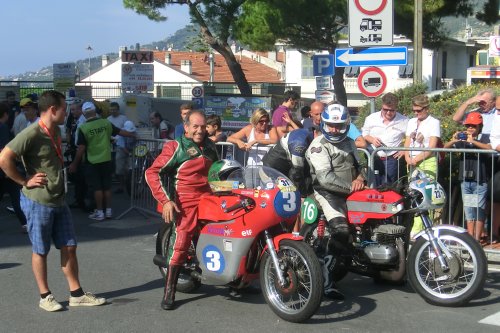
[302,55,314,79]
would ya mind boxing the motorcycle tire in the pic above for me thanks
[156,223,202,294]
[407,229,487,306]
[260,240,323,323]
[300,222,350,282]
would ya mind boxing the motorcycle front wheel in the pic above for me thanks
[407,229,487,306]
[156,223,201,293]
[260,240,323,323]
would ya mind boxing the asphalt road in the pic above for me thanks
[1,190,500,333]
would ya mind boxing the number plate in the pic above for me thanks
[301,197,318,224]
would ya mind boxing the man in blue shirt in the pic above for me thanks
[174,103,194,139]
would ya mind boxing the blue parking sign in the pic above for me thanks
[313,55,335,76]
[192,97,203,109]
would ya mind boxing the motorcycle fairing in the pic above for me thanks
[346,189,403,224]
[196,232,254,285]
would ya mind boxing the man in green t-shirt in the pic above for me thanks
[68,101,134,221]
[0,90,106,312]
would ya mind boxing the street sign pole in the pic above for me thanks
[370,97,376,114]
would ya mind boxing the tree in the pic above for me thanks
[236,0,500,105]
[123,0,252,95]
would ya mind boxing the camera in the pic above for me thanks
[457,132,467,141]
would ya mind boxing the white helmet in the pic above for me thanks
[320,103,351,143]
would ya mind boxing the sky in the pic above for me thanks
[0,0,191,77]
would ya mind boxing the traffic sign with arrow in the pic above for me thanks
[335,46,407,67]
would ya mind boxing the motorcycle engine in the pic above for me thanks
[363,225,406,265]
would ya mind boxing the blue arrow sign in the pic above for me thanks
[335,47,407,67]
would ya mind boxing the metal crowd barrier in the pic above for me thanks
[370,146,500,254]
[116,138,164,219]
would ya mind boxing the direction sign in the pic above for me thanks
[313,55,335,76]
[357,67,386,97]
[348,0,393,47]
[335,46,407,67]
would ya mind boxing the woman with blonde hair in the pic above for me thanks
[404,94,441,237]
[227,108,278,166]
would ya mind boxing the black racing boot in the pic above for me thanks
[161,265,181,310]
[322,255,345,301]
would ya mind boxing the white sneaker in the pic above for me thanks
[39,294,63,312]
[105,208,112,219]
[69,292,106,307]
[88,210,105,221]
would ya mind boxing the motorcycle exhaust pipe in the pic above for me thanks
[379,238,406,282]
[153,254,168,268]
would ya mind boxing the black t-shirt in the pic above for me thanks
[452,137,489,183]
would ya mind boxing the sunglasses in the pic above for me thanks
[413,107,427,113]
[258,119,269,124]
[465,124,478,128]
[382,107,396,112]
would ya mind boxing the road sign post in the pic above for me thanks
[348,0,393,47]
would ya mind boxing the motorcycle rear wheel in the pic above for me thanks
[300,222,350,282]
[156,223,202,293]
[260,240,323,323]
[407,229,487,306]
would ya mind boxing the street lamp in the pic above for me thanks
[86,45,93,79]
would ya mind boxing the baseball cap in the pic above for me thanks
[20,98,35,107]
[82,101,96,113]
[464,112,483,125]
[123,120,136,132]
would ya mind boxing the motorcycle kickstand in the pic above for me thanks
[264,230,287,287]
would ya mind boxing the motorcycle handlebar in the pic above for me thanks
[224,201,244,213]
[224,197,255,213]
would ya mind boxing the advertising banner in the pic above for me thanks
[203,95,272,129]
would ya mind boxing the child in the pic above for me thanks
[444,112,490,242]
[206,115,227,143]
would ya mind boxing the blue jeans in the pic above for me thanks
[461,181,488,222]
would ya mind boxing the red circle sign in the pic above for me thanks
[354,0,387,15]
[357,67,387,97]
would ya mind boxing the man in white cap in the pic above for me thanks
[68,101,135,221]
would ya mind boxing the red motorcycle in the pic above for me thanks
[300,170,487,306]
[154,166,323,323]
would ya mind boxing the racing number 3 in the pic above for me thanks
[282,191,297,212]
[205,250,221,272]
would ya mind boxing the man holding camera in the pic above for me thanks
[453,88,496,140]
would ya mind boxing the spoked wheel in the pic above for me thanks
[155,223,201,293]
[260,240,323,323]
[407,230,487,306]
[300,222,350,282]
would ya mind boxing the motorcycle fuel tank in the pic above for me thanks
[347,189,403,224]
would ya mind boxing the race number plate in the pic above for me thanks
[301,197,318,224]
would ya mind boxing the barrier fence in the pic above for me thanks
[118,139,500,254]
[370,146,500,254]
